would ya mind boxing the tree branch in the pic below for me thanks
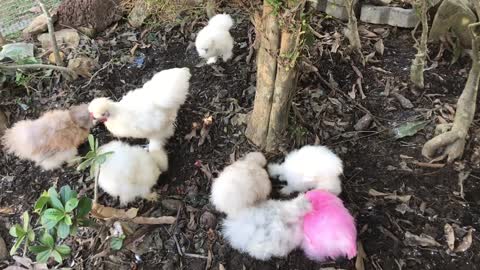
[0,63,77,79]
[35,0,63,66]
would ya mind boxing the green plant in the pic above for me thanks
[9,211,34,256]
[9,185,92,264]
[77,134,112,203]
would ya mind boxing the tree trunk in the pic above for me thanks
[245,1,280,147]
[266,30,299,151]
[246,0,303,152]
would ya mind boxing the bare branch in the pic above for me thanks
[35,0,63,66]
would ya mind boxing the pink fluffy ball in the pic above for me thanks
[302,190,357,261]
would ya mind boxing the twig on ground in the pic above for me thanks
[35,0,63,67]
[0,63,77,79]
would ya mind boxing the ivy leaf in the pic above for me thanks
[57,220,70,239]
[77,197,92,217]
[65,198,79,213]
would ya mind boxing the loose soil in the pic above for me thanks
[1,7,479,270]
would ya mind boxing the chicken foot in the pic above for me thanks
[422,23,480,162]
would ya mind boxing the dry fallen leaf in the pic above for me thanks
[199,116,213,146]
[355,240,367,270]
[444,224,455,251]
[368,188,389,196]
[185,122,200,141]
[48,51,65,64]
[375,39,385,55]
[132,216,176,225]
[0,207,15,215]
[454,228,473,253]
[404,231,441,247]
[91,203,138,220]
[67,56,97,78]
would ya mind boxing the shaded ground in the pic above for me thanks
[1,7,480,270]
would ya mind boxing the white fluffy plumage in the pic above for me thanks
[268,145,343,195]
[222,195,312,260]
[96,141,166,205]
[88,67,191,156]
[211,152,271,217]
[195,14,234,64]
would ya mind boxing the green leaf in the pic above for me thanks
[9,235,25,255]
[36,249,52,263]
[65,198,79,213]
[77,197,92,217]
[9,224,25,238]
[64,214,73,225]
[51,249,63,263]
[57,221,70,239]
[60,185,76,204]
[27,229,35,242]
[392,121,429,139]
[55,244,71,256]
[30,245,50,254]
[41,209,64,229]
[0,43,35,62]
[88,134,95,152]
[70,224,78,236]
[77,159,94,172]
[110,235,125,251]
[34,193,50,213]
[21,211,30,231]
[40,232,54,248]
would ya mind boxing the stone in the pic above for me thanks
[360,5,418,28]
[316,0,360,22]
[22,14,51,35]
[128,0,151,28]
[56,0,123,33]
[67,56,97,78]
[38,29,80,49]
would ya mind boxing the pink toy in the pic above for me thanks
[302,190,357,261]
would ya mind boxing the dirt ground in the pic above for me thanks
[1,7,480,270]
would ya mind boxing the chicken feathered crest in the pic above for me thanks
[1,104,92,170]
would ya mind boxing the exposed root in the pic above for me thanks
[422,22,480,162]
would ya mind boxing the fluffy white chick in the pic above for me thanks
[222,195,312,260]
[195,14,234,64]
[96,141,166,206]
[211,152,271,217]
[268,145,343,195]
[88,67,191,151]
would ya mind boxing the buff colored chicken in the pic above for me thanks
[2,104,92,170]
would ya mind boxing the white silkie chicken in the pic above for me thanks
[268,145,343,195]
[88,67,191,159]
[195,14,234,64]
[95,141,168,206]
[210,152,272,217]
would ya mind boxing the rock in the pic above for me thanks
[38,29,80,49]
[128,0,151,28]
[48,51,65,64]
[67,56,97,78]
[0,235,7,260]
[360,5,418,28]
[368,0,392,5]
[317,0,360,21]
[78,27,96,38]
[22,14,53,35]
[0,110,7,136]
[56,0,123,33]
[161,199,183,214]
[199,211,217,229]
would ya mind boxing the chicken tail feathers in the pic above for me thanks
[144,67,191,109]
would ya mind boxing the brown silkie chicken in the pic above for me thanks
[1,104,93,170]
